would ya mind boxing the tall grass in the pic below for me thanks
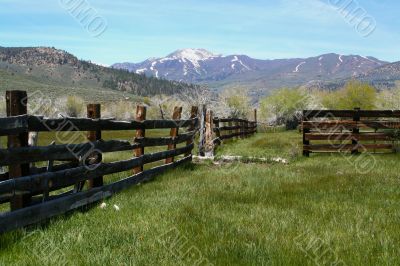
[0,131,399,265]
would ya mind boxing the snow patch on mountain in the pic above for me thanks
[136,68,147,74]
[294,62,306,73]
[150,61,159,78]
[231,56,250,70]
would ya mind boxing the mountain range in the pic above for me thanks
[0,46,198,102]
[1,46,399,103]
[112,48,400,92]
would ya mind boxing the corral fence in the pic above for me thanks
[196,109,257,156]
[0,91,259,233]
[302,108,400,156]
[0,90,199,233]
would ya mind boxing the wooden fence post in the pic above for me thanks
[302,110,310,157]
[6,90,31,210]
[352,107,360,155]
[214,117,220,143]
[198,105,207,156]
[205,110,214,156]
[87,104,103,188]
[166,106,182,164]
[134,105,146,174]
[185,106,198,157]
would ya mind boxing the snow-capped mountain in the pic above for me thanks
[112,49,389,90]
[112,48,260,82]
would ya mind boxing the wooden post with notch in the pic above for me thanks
[133,106,147,174]
[166,106,182,164]
[185,106,198,157]
[7,90,31,210]
[352,107,360,155]
[87,104,103,188]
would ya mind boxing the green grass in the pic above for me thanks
[0,131,400,265]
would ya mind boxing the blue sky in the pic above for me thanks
[0,0,399,65]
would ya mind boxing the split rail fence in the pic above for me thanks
[0,91,259,233]
[302,108,400,156]
[0,91,199,233]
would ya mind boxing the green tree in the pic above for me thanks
[334,80,377,109]
[260,87,310,129]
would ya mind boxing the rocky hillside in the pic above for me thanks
[112,49,389,91]
[0,46,198,97]
[357,61,400,88]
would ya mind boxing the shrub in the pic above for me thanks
[63,96,84,117]
[103,101,135,120]
[376,86,400,110]
[322,80,377,109]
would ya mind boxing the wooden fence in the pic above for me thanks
[0,90,199,233]
[302,108,400,156]
[212,109,258,147]
[0,91,260,233]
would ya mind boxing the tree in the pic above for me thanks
[220,88,251,118]
[333,80,377,109]
[260,87,311,129]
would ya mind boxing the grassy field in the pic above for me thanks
[0,131,399,265]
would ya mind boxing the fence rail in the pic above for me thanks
[302,108,400,156]
[212,109,258,147]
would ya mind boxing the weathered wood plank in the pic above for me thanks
[304,144,393,152]
[166,107,182,164]
[0,140,138,166]
[7,90,31,210]
[304,110,400,119]
[186,106,198,157]
[214,125,241,131]
[87,104,103,188]
[305,133,393,141]
[133,106,146,174]
[0,116,199,136]
[135,131,196,147]
[303,120,400,130]
[0,144,194,201]
[0,156,192,233]
[0,115,29,135]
